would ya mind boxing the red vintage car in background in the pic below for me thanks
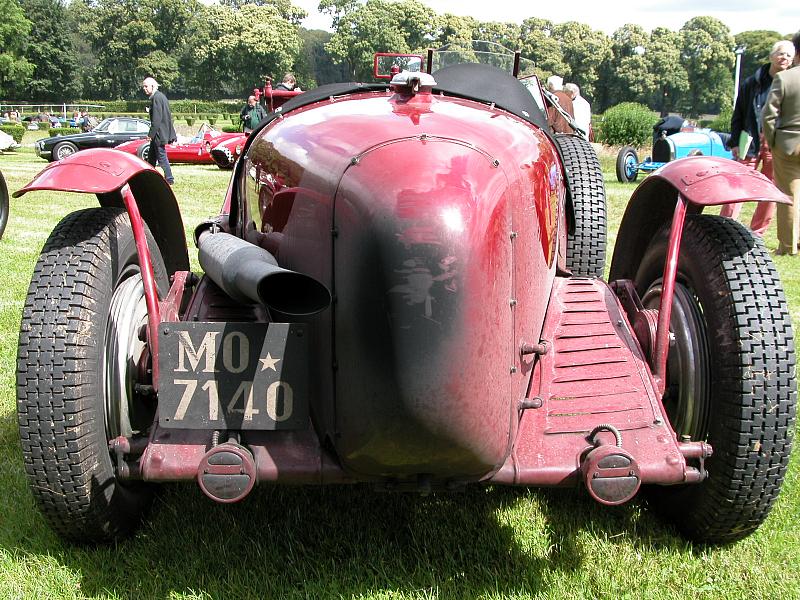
[115,123,241,164]
[13,44,796,547]
[210,133,247,169]
[208,78,306,170]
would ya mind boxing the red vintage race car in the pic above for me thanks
[115,123,241,164]
[13,45,796,546]
[210,132,247,169]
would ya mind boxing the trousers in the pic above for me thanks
[772,146,800,255]
[148,139,174,184]
[719,149,774,235]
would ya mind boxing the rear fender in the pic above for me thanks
[609,156,790,281]
[13,148,189,275]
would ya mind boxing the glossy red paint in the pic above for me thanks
[610,155,792,283]
[13,147,158,196]
[640,155,790,207]
[240,88,562,479]
[114,126,241,164]
[210,133,248,169]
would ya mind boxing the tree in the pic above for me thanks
[734,30,784,82]
[596,24,652,111]
[646,27,688,116]
[518,18,566,80]
[74,0,202,99]
[325,0,437,80]
[295,28,348,87]
[679,16,734,116]
[0,0,34,98]
[218,0,306,24]
[11,0,81,101]
[186,3,303,98]
[553,21,611,101]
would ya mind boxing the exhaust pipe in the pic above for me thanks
[198,231,331,316]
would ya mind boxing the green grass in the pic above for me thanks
[0,144,798,600]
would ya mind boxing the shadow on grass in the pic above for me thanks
[2,447,684,600]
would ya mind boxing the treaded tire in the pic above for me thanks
[635,215,796,544]
[0,170,8,240]
[53,141,78,161]
[136,142,150,162]
[555,134,607,277]
[615,146,639,183]
[17,207,168,543]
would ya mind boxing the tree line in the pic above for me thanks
[0,0,793,117]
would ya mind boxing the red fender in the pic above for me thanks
[610,156,790,281]
[13,148,189,275]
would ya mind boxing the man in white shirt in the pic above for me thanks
[564,83,591,139]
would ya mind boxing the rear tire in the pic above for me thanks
[616,146,639,183]
[635,215,796,544]
[0,170,8,239]
[53,141,78,161]
[555,134,607,277]
[17,207,168,543]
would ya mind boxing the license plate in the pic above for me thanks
[158,322,308,430]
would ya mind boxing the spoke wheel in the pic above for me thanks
[17,207,168,543]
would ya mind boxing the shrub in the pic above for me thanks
[50,127,81,136]
[186,117,195,126]
[37,121,51,132]
[208,116,216,125]
[708,102,733,132]
[222,125,240,133]
[597,102,659,147]
[0,125,24,143]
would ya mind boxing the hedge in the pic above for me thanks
[50,127,81,136]
[0,125,25,143]
[95,99,241,114]
[597,102,659,147]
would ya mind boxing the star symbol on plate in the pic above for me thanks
[259,353,281,371]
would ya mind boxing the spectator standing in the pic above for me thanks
[239,95,267,133]
[762,33,800,255]
[564,83,591,139]
[80,110,93,132]
[275,73,302,92]
[721,40,795,234]
[545,75,574,134]
[142,77,177,185]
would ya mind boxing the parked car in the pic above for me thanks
[35,116,151,161]
[616,116,733,183]
[209,132,248,169]
[0,130,20,152]
[13,44,795,547]
[115,123,241,164]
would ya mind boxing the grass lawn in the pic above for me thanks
[0,141,798,600]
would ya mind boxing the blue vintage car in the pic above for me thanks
[616,116,733,183]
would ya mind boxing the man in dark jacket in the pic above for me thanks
[142,77,177,185]
[239,95,267,133]
[720,40,795,232]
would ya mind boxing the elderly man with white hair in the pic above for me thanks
[564,82,591,139]
[720,39,795,237]
[142,76,177,185]
[545,75,574,133]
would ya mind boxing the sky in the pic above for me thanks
[291,0,796,36]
